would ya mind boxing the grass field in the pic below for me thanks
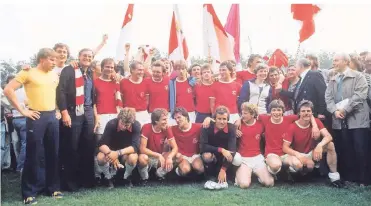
[1,171,370,206]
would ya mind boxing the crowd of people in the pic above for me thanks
[1,41,371,204]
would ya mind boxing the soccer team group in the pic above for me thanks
[3,42,371,204]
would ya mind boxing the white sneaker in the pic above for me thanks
[219,182,228,189]
[204,181,217,190]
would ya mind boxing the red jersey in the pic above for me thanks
[236,70,256,84]
[238,120,264,157]
[94,78,119,114]
[141,123,174,153]
[171,123,202,157]
[175,79,195,112]
[194,82,213,114]
[120,78,148,111]
[284,118,324,153]
[146,76,169,112]
[259,115,298,156]
[211,80,241,114]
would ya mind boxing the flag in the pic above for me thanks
[168,4,189,63]
[224,4,240,63]
[203,4,235,72]
[267,49,289,68]
[291,4,321,43]
[116,4,134,61]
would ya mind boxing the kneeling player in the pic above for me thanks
[172,107,204,176]
[235,103,274,188]
[96,108,141,188]
[282,100,344,187]
[138,108,178,184]
[200,106,240,189]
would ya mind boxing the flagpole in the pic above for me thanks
[295,42,301,60]
[247,36,253,54]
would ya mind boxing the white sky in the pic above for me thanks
[0,1,370,62]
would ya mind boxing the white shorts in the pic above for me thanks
[148,157,159,170]
[96,113,117,135]
[241,154,266,171]
[182,154,200,164]
[266,153,286,161]
[229,113,240,124]
[281,151,313,162]
[136,111,150,127]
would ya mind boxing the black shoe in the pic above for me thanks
[139,179,148,187]
[106,179,114,189]
[24,197,37,205]
[123,177,133,188]
[95,177,102,186]
[330,179,345,188]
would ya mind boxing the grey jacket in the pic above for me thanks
[325,68,370,129]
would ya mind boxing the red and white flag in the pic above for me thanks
[116,4,134,61]
[268,49,289,68]
[224,4,240,63]
[203,4,235,73]
[291,4,321,43]
[168,5,189,63]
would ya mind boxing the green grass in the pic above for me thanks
[1,172,371,206]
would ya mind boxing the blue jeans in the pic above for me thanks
[13,117,27,171]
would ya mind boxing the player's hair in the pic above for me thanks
[173,60,188,71]
[247,54,262,67]
[359,51,368,57]
[201,64,213,74]
[241,102,258,118]
[36,48,58,64]
[129,60,143,73]
[172,107,190,122]
[151,108,168,125]
[268,99,285,113]
[220,61,234,73]
[100,58,116,71]
[296,58,311,68]
[78,48,94,57]
[214,106,230,120]
[151,60,166,73]
[349,53,363,72]
[305,53,319,69]
[335,52,351,63]
[53,43,70,58]
[268,66,279,75]
[188,64,201,75]
[117,107,136,124]
[254,63,269,74]
[297,100,314,114]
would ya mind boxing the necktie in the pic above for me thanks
[294,77,302,99]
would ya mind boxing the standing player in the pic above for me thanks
[236,54,261,84]
[146,60,170,114]
[120,61,150,126]
[138,109,178,184]
[282,100,344,187]
[194,64,214,123]
[210,61,241,124]
[235,103,274,188]
[172,107,204,177]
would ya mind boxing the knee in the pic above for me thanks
[238,180,251,189]
[262,176,275,187]
[138,154,148,167]
[175,153,183,163]
[202,153,214,163]
[179,162,192,175]
[97,152,106,165]
[268,161,282,173]
[306,160,315,171]
[293,160,303,171]
[192,159,204,174]
[127,153,139,166]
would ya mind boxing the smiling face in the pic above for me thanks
[54,46,68,64]
[241,110,254,124]
[215,113,228,130]
[270,107,284,121]
[174,112,188,128]
[102,61,114,77]
[268,70,280,85]
[78,49,93,68]
[190,66,201,79]
[156,113,168,130]
[219,66,231,80]
[299,106,313,122]
[286,66,297,79]
[256,68,268,81]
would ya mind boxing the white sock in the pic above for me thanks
[139,165,149,180]
[94,157,103,178]
[156,167,167,178]
[124,162,136,179]
[328,172,340,182]
[102,162,112,179]
[175,167,182,176]
[267,166,281,175]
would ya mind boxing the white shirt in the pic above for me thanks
[53,65,66,77]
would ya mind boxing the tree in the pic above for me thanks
[0,59,25,83]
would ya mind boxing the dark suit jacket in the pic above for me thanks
[280,70,326,116]
[56,65,96,112]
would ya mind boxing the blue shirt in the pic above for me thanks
[82,68,93,106]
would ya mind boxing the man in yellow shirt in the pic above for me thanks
[4,48,63,205]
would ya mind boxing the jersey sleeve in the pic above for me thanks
[166,127,174,140]
[141,124,151,139]
[315,118,325,130]
[286,114,299,123]
[283,123,296,144]
[15,70,29,84]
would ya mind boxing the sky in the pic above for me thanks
[0,2,370,62]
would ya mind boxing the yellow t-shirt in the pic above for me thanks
[15,68,59,111]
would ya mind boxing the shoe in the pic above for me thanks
[123,177,133,188]
[24,197,37,204]
[330,180,345,188]
[95,177,102,186]
[106,179,114,189]
[139,179,148,187]
[52,191,64,199]
[204,180,217,190]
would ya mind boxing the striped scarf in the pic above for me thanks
[75,68,84,116]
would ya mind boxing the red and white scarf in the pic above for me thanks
[75,68,84,116]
